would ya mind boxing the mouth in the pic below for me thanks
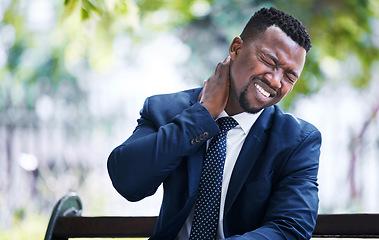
[254,83,271,98]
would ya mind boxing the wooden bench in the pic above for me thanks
[44,192,379,239]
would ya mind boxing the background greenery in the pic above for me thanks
[1,0,378,239]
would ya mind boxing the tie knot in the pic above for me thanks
[216,117,238,133]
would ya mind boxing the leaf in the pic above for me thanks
[63,0,79,19]
[81,7,90,20]
[82,0,102,16]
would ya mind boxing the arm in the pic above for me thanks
[226,129,321,240]
[107,100,218,202]
[108,57,232,202]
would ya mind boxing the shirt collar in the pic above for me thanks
[217,110,263,135]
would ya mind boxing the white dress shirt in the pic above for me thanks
[176,110,262,240]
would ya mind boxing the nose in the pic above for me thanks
[264,71,281,89]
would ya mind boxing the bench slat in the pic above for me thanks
[312,214,379,238]
[54,216,157,238]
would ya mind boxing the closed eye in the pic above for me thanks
[287,70,299,82]
[285,74,296,83]
[260,57,275,67]
[261,53,279,68]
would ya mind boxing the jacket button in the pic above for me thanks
[199,131,209,140]
[190,138,197,145]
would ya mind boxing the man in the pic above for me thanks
[108,7,321,240]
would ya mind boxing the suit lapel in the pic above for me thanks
[187,146,205,197]
[224,106,275,215]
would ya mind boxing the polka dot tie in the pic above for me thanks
[189,117,238,240]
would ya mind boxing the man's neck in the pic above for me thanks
[224,99,243,116]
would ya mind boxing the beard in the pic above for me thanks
[238,81,263,114]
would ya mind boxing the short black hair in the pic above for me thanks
[240,7,312,52]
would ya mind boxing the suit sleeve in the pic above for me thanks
[225,128,321,240]
[107,98,219,202]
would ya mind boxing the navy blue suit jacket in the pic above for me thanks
[108,88,321,239]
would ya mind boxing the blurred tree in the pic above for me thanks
[33,0,379,104]
[7,0,373,106]
[0,0,93,225]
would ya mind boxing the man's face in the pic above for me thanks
[227,26,307,114]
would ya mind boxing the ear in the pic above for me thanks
[229,36,243,61]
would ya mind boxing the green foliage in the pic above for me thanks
[4,0,376,103]
[0,213,47,240]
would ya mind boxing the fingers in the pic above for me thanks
[198,56,231,118]
[214,56,231,75]
[213,56,230,87]
[208,57,230,88]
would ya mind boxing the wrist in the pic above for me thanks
[200,101,221,119]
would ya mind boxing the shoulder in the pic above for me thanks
[140,88,203,125]
[271,105,321,143]
[263,105,321,179]
[142,88,202,111]
[147,88,202,105]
